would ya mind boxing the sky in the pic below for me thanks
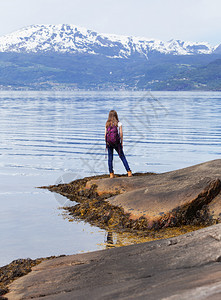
[0,0,220,45]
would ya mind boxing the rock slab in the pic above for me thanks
[86,159,221,223]
[5,224,221,300]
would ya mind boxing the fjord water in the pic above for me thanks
[0,91,220,266]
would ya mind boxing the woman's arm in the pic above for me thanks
[105,127,107,141]
[119,125,123,147]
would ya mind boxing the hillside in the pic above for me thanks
[152,59,221,91]
[0,52,220,90]
[0,24,220,91]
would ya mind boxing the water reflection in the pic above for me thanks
[106,232,114,248]
[62,211,206,249]
[102,225,208,248]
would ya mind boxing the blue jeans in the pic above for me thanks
[107,143,131,173]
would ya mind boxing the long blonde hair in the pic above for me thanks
[106,110,119,128]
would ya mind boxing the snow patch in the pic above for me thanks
[0,24,216,58]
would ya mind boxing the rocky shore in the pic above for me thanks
[85,159,221,227]
[4,223,221,299]
[2,159,221,299]
[44,159,221,231]
[0,257,59,299]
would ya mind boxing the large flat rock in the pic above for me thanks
[5,224,221,299]
[86,159,221,223]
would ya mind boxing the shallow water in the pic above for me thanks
[0,91,220,266]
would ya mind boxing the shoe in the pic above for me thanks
[127,171,132,177]
[110,172,114,178]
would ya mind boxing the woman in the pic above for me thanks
[105,110,132,178]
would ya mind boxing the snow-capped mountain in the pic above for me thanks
[0,24,216,58]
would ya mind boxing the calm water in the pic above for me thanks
[0,91,220,266]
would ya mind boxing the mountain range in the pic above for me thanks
[0,24,220,90]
